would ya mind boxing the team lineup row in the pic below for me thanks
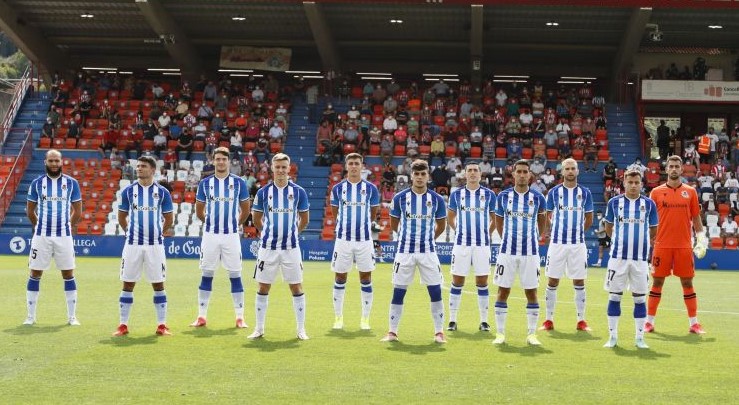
[23,149,708,347]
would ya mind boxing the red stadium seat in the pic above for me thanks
[597,149,610,161]
[710,237,724,250]
[39,138,51,148]
[725,237,737,250]
[470,146,482,158]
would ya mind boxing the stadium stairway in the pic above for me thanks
[605,103,643,168]
[2,93,51,155]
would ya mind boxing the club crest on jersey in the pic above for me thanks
[577,194,582,200]
[426,201,432,207]
[480,194,485,201]
[288,194,294,200]
[361,189,366,195]
[640,206,646,211]
[62,184,67,190]
[153,192,159,199]
[681,191,689,198]
[229,184,234,190]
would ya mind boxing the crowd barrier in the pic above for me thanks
[0,234,736,270]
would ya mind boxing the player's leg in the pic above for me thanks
[543,245,565,330]
[25,236,52,324]
[630,261,650,348]
[522,256,542,345]
[114,281,136,336]
[448,245,470,331]
[419,254,445,342]
[147,246,169,335]
[283,248,308,339]
[646,247,672,331]
[674,248,705,333]
[115,245,143,336]
[492,254,515,344]
[330,240,353,329]
[193,236,218,325]
[603,259,626,347]
[473,245,492,331]
[250,248,278,338]
[570,244,590,331]
[383,253,413,341]
[223,234,246,327]
[54,236,78,325]
[355,241,376,330]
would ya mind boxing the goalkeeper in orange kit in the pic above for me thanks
[647,156,707,334]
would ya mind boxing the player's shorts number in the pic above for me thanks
[394,262,400,273]
[31,249,38,259]
[253,260,265,278]
[495,264,504,276]
[653,256,660,267]
[607,269,616,281]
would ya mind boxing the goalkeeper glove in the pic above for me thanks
[693,230,708,259]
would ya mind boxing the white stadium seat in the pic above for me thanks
[179,160,191,171]
[187,223,202,237]
[176,212,190,225]
[180,202,193,214]
[104,223,117,235]
[174,224,187,237]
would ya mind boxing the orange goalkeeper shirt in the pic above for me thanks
[649,183,700,249]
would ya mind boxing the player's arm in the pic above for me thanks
[584,211,593,230]
[26,201,38,228]
[649,225,658,242]
[118,210,129,232]
[434,218,446,240]
[488,212,496,237]
[692,215,705,234]
[495,214,503,237]
[331,206,338,219]
[604,222,613,238]
[252,210,263,230]
[390,216,399,233]
[447,209,457,231]
[238,198,250,225]
[537,210,547,236]
[370,205,379,222]
[162,211,174,235]
[298,210,309,233]
[195,201,206,222]
[70,200,82,235]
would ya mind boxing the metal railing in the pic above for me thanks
[0,64,34,147]
[0,128,33,225]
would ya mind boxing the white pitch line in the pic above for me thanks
[441,285,739,316]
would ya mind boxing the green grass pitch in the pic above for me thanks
[1,255,737,404]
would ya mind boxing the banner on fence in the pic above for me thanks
[219,46,291,72]
[0,235,736,270]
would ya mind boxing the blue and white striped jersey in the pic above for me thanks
[605,194,658,261]
[252,181,309,250]
[390,188,446,254]
[196,174,249,234]
[495,187,546,256]
[27,174,81,237]
[447,186,496,246]
[330,179,380,242]
[546,184,594,245]
[119,182,173,245]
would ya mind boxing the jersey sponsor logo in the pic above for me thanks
[341,200,366,206]
[506,210,534,218]
[73,239,97,247]
[460,205,487,212]
[662,201,688,208]
[131,203,159,211]
[557,205,582,211]
[209,195,235,202]
[42,196,67,202]
[618,216,646,224]
[268,206,294,213]
[406,212,433,219]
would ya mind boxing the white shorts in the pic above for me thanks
[603,258,649,294]
[28,235,76,271]
[493,253,540,289]
[545,243,588,280]
[120,244,167,283]
[200,232,243,272]
[450,245,491,277]
[392,252,443,286]
[253,247,303,285]
[331,239,376,273]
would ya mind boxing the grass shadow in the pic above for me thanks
[609,346,672,360]
[649,332,717,345]
[494,344,554,357]
[324,329,375,340]
[99,335,159,347]
[242,337,302,352]
[181,327,240,338]
[545,330,602,342]
[383,341,447,355]
[4,324,67,335]
[445,329,493,342]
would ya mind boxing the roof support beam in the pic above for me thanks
[470,4,484,89]
[302,1,341,71]
[610,7,652,99]
[135,0,203,81]
[0,0,67,79]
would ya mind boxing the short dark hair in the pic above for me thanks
[513,159,530,169]
[411,159,429,173]
[214,146,230,158]
[345,152,363,163]
[138,155,157,169]
[624,169,642,179]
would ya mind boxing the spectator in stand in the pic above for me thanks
[229,130,243,156]
[656,120,671,161]
[268,122,285,143]
[530,178,547,195]
[229,157,243,177]
[458,137,471,162]
[519,109,533,127]
[406,135,419,156]
[482,136,495,160]
[576,99,593,118]
[383,96,398,114]
[711,159,727,180]
[432,79,450,97]
[41,117,55,138]
[544,129,558,148]
[322,103,337,125]
[203,81,218,102]
[121,159,135,181]
[584,139,598,172]
[316,121,332,146]
[507,137,522,161]
[175,99,189,120]
[696,172,714,202]
[368,126,382,147]
[430,136,445,164]
[380,134,394,164]
[153,130,167,157]
[495,89,508,107]
[185,168,200,191]
[490,167,504,190]
[431,164,451,189]
[157,111,171,130]
[124,130,143,160]
[683,142,700,168]
[724,172,739,193]
[627,158,647,178]
[254,137,270,163]
[183,111,197,128]
[64,122,81,147]
[505,116,521,135]
[530,157,545,178]
[201,156,215,178]
[479,157,493,177]
[243,150,258,174]
[163,147,178,170]
[382,164,396,188]
[344,124,360,147]
[197,103,214,123]
[541,168,556,189]
[177,129,194,161]
[109,147,127,170]
[722,216,738,237]
[383,114,398,135]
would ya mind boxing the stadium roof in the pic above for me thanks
[0,0,737,80]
